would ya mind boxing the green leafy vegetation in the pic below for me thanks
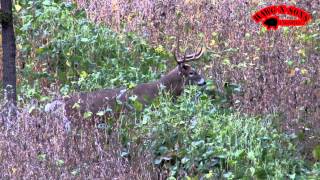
[16,0,168,98]
[135,87,319,179]
[0,0,318,179]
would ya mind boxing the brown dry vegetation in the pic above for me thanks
[0,0,319,179]
[75,0,320,155]
[0,103,158,179]
[0,33,2,81]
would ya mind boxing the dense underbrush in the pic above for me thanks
[133,87,320,179]
[0,0,319,179]
[1,87,319,179]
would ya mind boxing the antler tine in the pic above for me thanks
[173,44,204,64]
[173,35,185,64]
[182,47,204,62]
[174,49,183,64]
[183,48,201,59]
[182,48,188,63]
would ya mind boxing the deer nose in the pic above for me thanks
[197,78,206,86]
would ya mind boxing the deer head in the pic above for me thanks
[174,48,206,86]
[158,48,206,96]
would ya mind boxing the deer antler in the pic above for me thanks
[183,47,204,62]
[173,49,181,64]
[175,48,204,64]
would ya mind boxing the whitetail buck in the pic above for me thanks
[45,49,206,120]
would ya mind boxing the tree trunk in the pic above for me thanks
[1,0,17,105]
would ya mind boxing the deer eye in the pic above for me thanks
[189,72,195,75]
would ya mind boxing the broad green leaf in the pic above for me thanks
[28,106,36,114]
[56,159,64,166]
[128,82,136,89]
[37,153,46,161]
[72,103,80,109]
[35,47,45,55]
[129,95,138,101]
[71,169,80,176]
[133,101,143,112]
[222,58,231,65]
[15,4,22,12]
[66,60,71,67]
[80,71,88,78]
[248,151,255,160]
[96,111,105,117]
[313,145,320,160]
[286,60,294,66]
[80,38,90,42]
[84,111,93,119]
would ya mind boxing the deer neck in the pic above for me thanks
[158,67,185,96]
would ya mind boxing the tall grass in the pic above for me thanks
[0,0,318,179]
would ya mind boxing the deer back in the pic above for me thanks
[64,88,128,120]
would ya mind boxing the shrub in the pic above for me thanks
[136,86,318,179]
[15,0,168,98]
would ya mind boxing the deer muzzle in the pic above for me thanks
[197,78,206,86]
